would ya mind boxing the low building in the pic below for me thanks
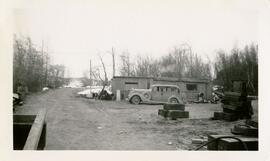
[111,76,212,102]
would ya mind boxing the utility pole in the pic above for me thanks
[112,47,115,77]
[45,44,49,86]
[41,40,44,87]
[90,59,92,86]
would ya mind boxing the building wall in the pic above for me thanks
[111,77,152,99]
[111,77,211,101]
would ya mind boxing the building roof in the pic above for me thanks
[112,76,209,83]
[151,84,180,88]
[113,76,153,79]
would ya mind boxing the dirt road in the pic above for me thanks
[15,88,250,150]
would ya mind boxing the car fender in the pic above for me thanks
[143,92,151,100]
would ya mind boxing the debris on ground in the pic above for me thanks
[118,131,127,135]
[64,79,83,88]
[205,113,258,150]
[42,87,49,91]
[193,92,209,103]
[191,138,207,144]
[78,89,94,98]
[13,93,23,111]
[97,126,103,129]
[77,86,113,100]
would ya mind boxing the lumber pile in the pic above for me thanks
[206,120,258,151]
[213,92,253,121]
[207,134,258,150]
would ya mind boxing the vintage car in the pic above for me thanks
[127,84,183,105]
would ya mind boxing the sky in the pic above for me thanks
[12,0,259,78]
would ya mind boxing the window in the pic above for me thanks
[160,87,164,92]
[186,84,197,91]
[125,82,138,85]
[125,82,138,90]
[166,87,171,92]
[153,86,160,92]
[171,87,180,93]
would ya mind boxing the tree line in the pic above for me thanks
[13,35,67,92]
[119,43,258,94]
[119,44,212,80]
[214,44,258,94]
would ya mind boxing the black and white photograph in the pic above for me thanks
[1,0,270,160]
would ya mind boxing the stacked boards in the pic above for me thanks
[158,103,189,120]
[213,92,253,121]
[207,134,258,150]
[208,120,258,150]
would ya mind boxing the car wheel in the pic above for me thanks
[169,98,179,104]
[131,95,141,105]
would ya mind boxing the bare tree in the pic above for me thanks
[13,35,66,92]
[135,55,160,77]
[98,54,108,85]
[112,47,115,77]
[90,54,109,99]
[214,44,258,94]
[119,51,135,76]
[159,44,212,79]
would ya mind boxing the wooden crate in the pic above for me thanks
[232,124,258,137]
[223,112,239,121]
[207,135,258,151]
[158,109,168,118]
[167,110,189,120]
[222,104,240,112]
[246,120,258,128]
[213,112,224,120]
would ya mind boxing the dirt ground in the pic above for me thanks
[14,88,258,150]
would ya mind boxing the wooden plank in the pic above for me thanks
[163,103,185,111]
[246,120,258,128]
[231,124,258,137]
[23,108,47,150]
[222,104,240,111]
[224,92,241,97]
